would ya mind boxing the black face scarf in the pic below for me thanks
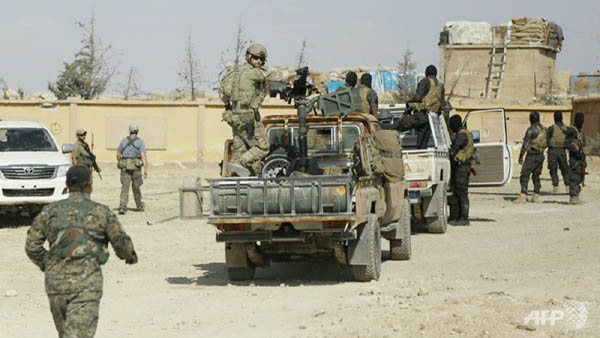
[553,111,563,123]
[529,111,540,125]
[449,115,462,133]
[574,112,584,130]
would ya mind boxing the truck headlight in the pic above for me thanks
[56,165,71,177]
[0,170,4,180]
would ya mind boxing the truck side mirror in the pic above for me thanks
[62,143,74,153]
[471,131,480,144]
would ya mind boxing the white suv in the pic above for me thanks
[0,121,72,216]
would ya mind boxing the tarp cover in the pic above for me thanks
[444,21,492,45]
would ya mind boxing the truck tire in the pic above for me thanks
[390,198,411,260]
[225,243,256,281]
[427,183,448,234]
[352,214,382,282]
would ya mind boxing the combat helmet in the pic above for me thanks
[246,43,268,63]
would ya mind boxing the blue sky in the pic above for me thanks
[1,0,598,93]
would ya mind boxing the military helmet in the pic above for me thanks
[246,43,268,63]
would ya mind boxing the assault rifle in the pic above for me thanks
[86,134,102,180]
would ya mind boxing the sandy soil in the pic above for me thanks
[1,158,599,338]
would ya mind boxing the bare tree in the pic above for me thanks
[121,66,140,100]
[178,32,202,101]
[394,47,417,102]
[217,22,251,83]
[48,12,115,100]
[296,38,309,69]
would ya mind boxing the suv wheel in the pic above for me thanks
[352,214,382,281]
[427,183,448,234]
[390,198,411,260]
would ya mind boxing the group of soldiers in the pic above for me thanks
[23,42,587,338]
[514,110,587,205]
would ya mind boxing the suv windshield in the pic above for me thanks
[0,128,58,152]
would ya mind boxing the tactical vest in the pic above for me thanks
[530,124,548,151]
[548,124,567,148]
[454,129,474,164]
[359,87,371,114]
[413,78,442,112]
[223,64,266,113]
[77,141,94,168]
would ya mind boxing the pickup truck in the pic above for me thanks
[0,120,72,217]
[181,112,411,282]
[380,105,513,233]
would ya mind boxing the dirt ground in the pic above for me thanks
[1,158,599,338]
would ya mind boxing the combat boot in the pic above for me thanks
[569,196,586,205]
[118,208,126,215]
[455,218,470,226]
[552,186,559,193]
[513,193,528,204]
[528,193,539,203]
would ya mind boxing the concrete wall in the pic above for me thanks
[0,99,296,164]
[441,45,565,104]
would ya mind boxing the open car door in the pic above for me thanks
[465,108,512,186]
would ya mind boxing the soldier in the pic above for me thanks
[448,115,474,226]
[220,43,272,176]
[358,73,379,117]
[546,111,570,193]
[25,165,137,338]
[72,129,101,181]
[116,124,148,215]
[514,111,547,204]
[566,113,586,204]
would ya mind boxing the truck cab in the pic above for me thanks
[0,121,72,216]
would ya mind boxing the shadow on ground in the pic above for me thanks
[0,213,34,228]
[166,251,401,287]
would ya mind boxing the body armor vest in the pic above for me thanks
[229,64,266,113]
[530,124,548,151]
[454,129,474,164]
[548,124,566,148]
[413,78,442,112]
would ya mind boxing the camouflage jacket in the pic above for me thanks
[72,140,94,168]
[25,192,136,295]
[220,63,268,112]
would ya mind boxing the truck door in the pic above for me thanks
[464,108,512,186]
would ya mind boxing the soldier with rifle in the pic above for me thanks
[566,113,586,205]
[72,129,102,181]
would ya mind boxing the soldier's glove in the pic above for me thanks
[518,157,523,165]
[126,251,138,265]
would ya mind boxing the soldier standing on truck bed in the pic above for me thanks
[448,115,474,226]
[514,111,547,204]
[566,113,586,205]
[546,111,570,193]
[220,43,272,176]
[25,165,138,338]
[116,124,148,215]
[358,73,379,118]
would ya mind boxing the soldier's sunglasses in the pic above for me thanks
[251,55,265,62]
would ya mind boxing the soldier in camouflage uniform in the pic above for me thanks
[220,43,272,176]
[25,165,137,338]
[566,113,586,205]
[358,73,379,118]
[448,115,475,226]
[514,111,547,204]
[546,111,570,193]
[116,125,148,215]
[72,129,100,182]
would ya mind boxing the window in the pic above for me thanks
[0,128,57,152]
[267,124,362,153]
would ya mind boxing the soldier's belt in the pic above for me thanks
[232,102,251,111]
[234,112,255,120]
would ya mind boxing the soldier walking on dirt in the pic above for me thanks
[514,111,547,204]
[566,113,586,205]
[116,124,148,215]
[546,111,570,193]
[72,129,101,181]
[358,73,379,117]
[25,165,138,338]
[219,43,272,176]
[448,115,474,226]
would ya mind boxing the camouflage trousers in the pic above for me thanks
[547,147,570,187]
[520,151,544,194]
[119,169,143,210]
[568,158,584,197]
[229,115,269,173]
[48,291,101,338]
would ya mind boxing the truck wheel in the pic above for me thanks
[225,243,256,281]
[427,183,448,234]
[390,198,411,260]
[227,263,255,281]
[352,214,382,282]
